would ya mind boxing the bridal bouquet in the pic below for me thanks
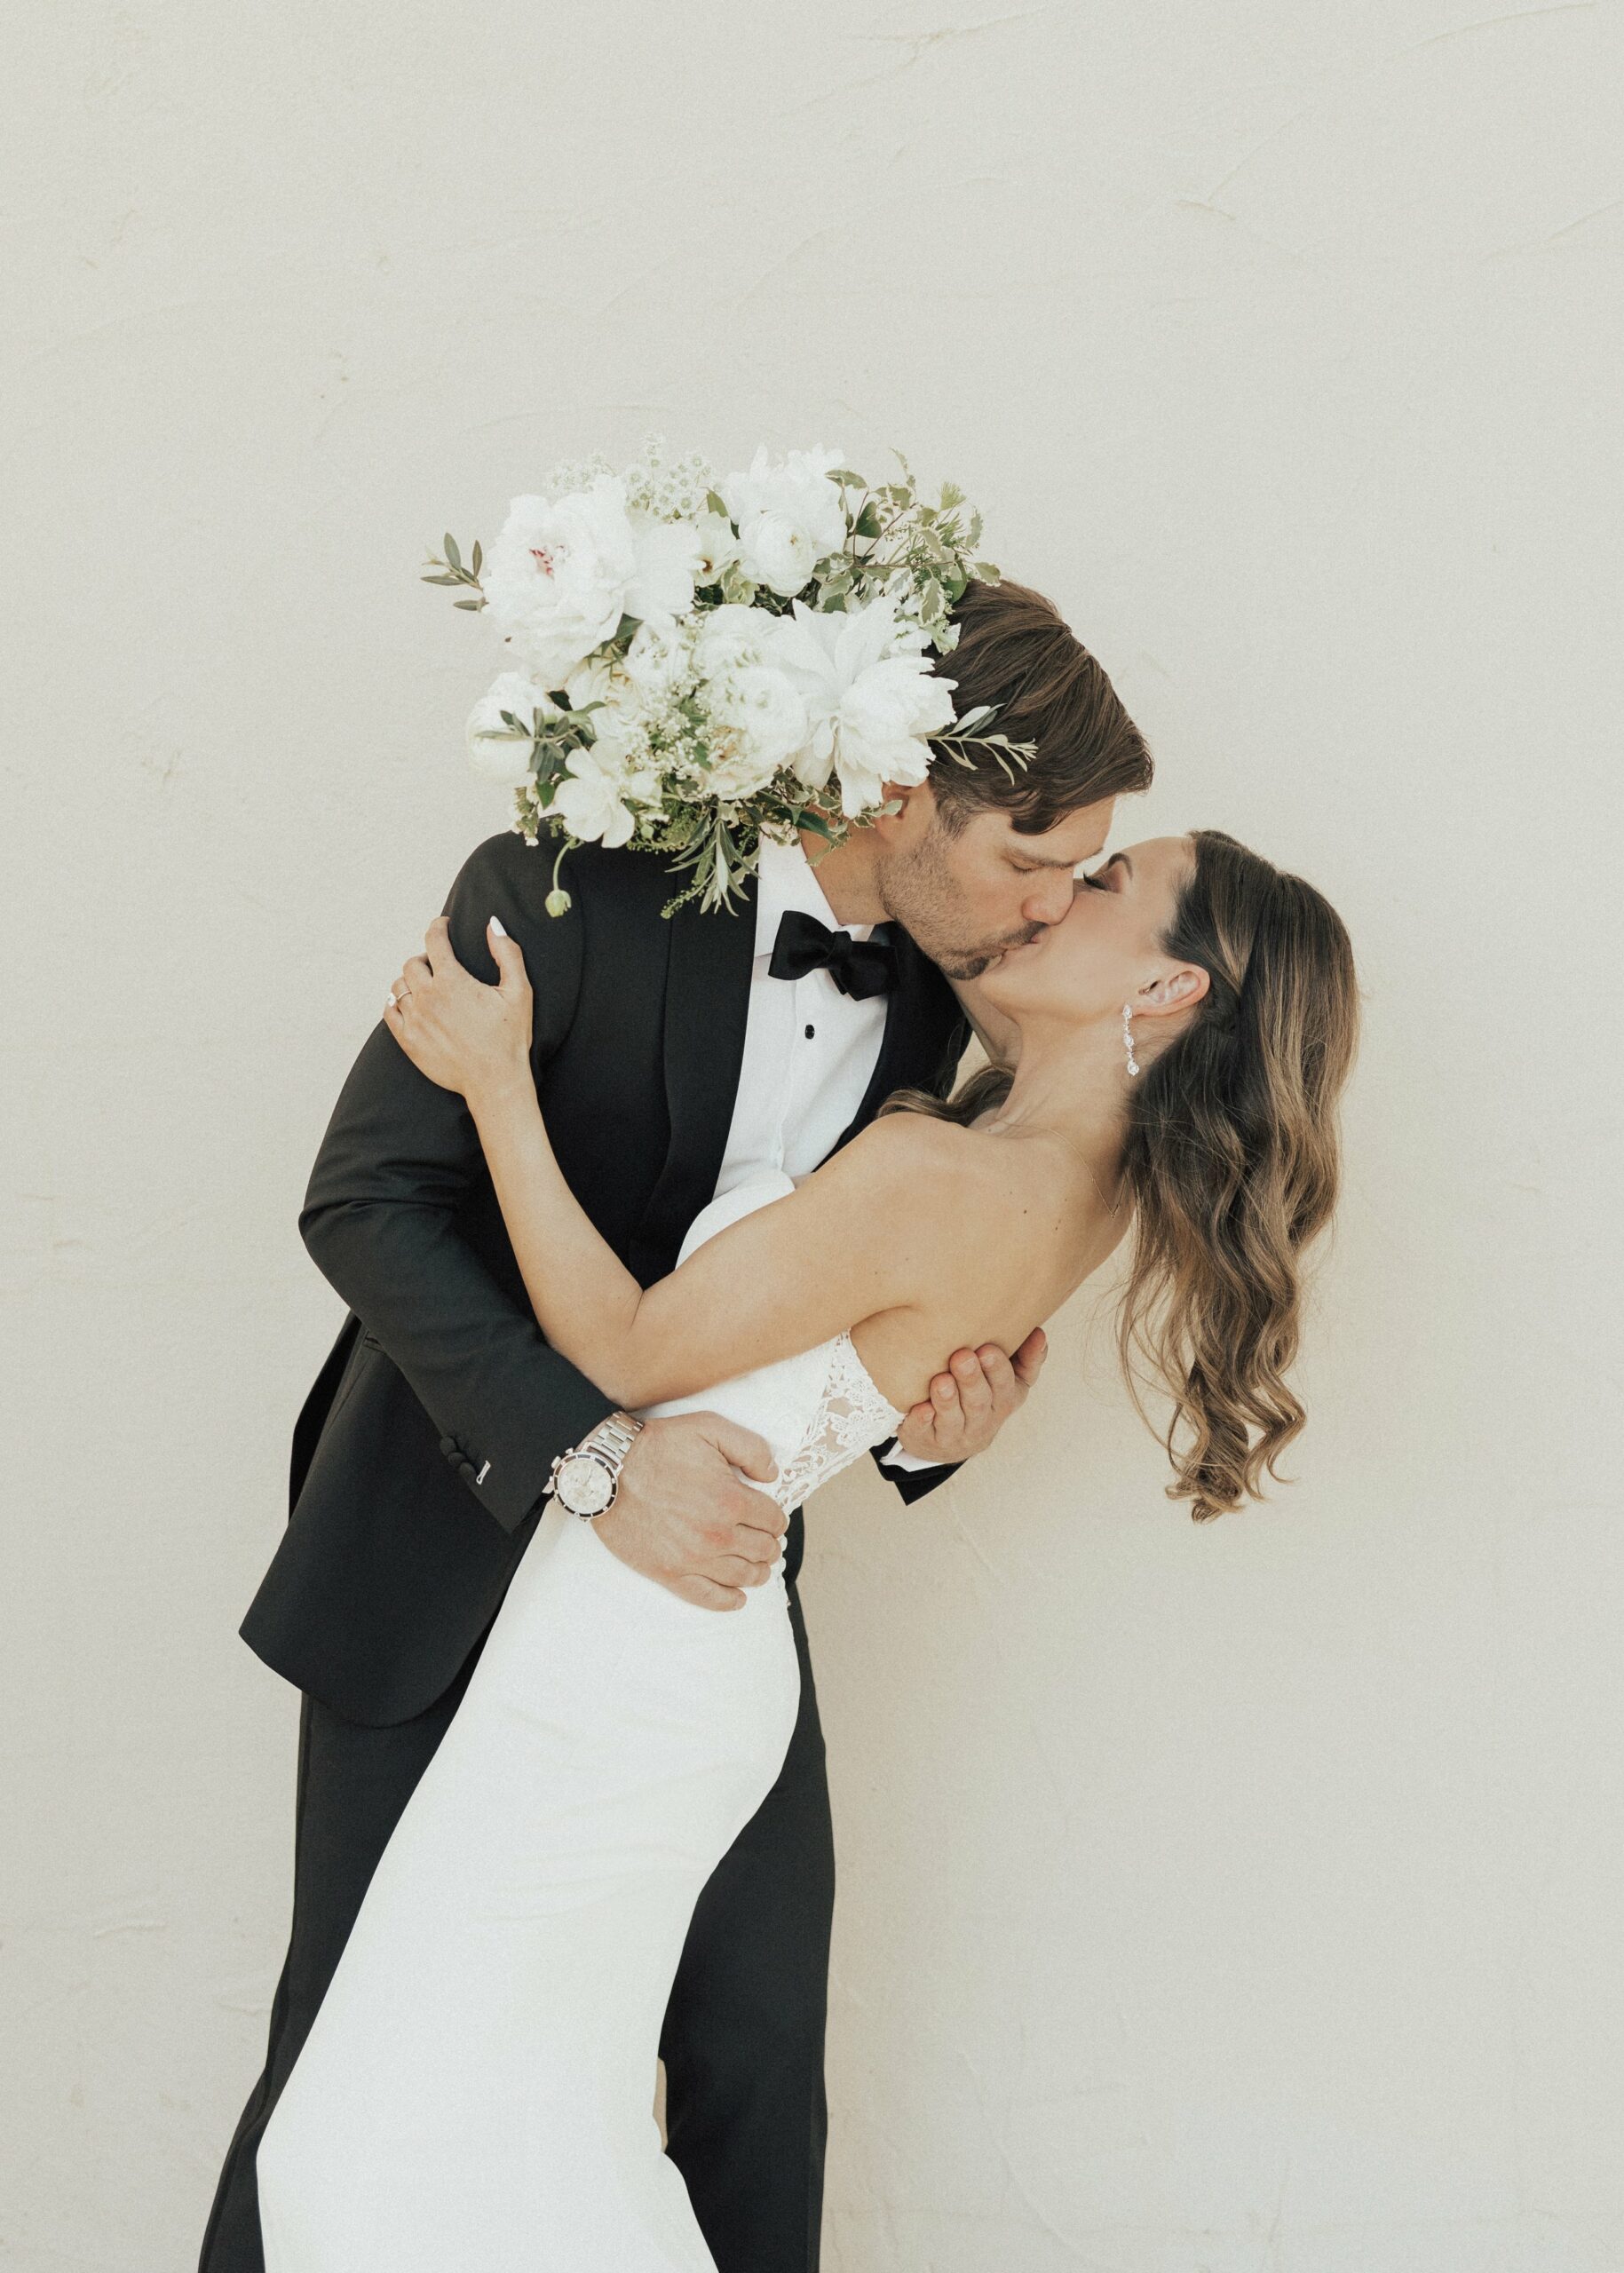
[423,435,1030,915]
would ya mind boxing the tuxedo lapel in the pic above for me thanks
[628,876,760,1282]
[824,929,970,1161]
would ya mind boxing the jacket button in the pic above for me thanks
[439,1435,456,1456]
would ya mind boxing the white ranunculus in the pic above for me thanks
[764,598,958,818]
[562,652,616,712]
[482,478,704,683]
[465,671,556,785]
[721,446,848,598]
[550,749,642,848]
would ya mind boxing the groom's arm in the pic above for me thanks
[874,1443,962,1505]
[298,830,614,1535]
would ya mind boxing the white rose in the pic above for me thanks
[764,597,957,818]
[720,446,848,598]
[550,749,640,849]
[465,671,556,785]
[482,478,704,683]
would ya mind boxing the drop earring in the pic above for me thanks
[1121,1002,1140,1077]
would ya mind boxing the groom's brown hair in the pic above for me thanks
[928,578,1153,830]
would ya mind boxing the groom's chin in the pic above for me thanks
[931,945,1002,981]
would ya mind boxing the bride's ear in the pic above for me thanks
[1135,965,1209,1019]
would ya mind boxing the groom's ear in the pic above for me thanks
[875,779,935,840]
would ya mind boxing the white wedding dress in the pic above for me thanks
[257,1169,904,2272]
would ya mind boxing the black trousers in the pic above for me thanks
[198,1541,836,2273]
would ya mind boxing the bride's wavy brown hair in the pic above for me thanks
[889,829,1359,1521]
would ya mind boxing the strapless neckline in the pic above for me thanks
[646,1169,907,1514]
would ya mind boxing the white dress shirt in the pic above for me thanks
[711,836,934,1473]
[714,837,891,1195]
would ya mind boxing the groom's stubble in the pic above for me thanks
[875,817,1049,980]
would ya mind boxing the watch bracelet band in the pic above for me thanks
[548,1409,645,1517]
[585,1411,644,1468]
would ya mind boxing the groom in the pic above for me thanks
[201,577,1153,2273]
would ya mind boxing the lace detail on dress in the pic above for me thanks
[769,1333,905,1513]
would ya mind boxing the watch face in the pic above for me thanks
[558,1453,614,1515]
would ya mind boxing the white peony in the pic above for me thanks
[622,616,696,706]
[623,511,706,623]
[692,602,772,679]
[700,748,780,802]
[764,598,957,818]
[721,446,849,598]
[708,664,807,792]
[687,603,806,793]
[482,478,704,683]
[465,671,556,785]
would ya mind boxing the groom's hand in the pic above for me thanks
[591,1413,787,1611]
[894,1329,1048,1466]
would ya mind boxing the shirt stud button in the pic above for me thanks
[804,1023,815,1039]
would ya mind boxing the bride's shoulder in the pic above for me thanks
[832,1110,988,1208]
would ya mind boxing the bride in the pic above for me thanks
[256,826,1357,2271]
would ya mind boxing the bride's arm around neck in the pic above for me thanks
[384,911,1048,1414]
[471,1081,994,1414]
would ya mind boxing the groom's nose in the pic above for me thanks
[1024,870,1078,928]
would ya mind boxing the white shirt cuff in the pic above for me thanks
[879,1439,945,1475]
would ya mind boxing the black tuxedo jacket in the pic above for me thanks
[240,832,971,1727]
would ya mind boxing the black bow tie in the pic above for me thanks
[768,909,897,1001]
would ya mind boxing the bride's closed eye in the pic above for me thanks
[1080,854,1130,892]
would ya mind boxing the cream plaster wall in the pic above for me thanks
[4,4,1620,2269]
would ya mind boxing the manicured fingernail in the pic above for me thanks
[489,915,507,936]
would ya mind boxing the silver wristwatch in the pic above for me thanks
[547,1411,645,1519]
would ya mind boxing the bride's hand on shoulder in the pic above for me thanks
[384,914,534,1107]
